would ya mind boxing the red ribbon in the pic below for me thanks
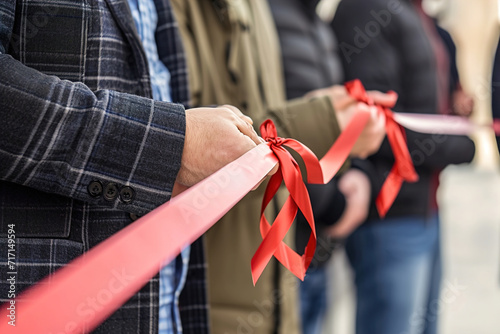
[251,105,372,284]
[345,79,418,217]
[0,84,480,332]
[0,145,279,334]
[251,120,322,283]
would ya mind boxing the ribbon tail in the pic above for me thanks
[376,165,404,218]
[251,197,300,285]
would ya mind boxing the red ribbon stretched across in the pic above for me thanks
[345,80,418,217]
[0,78,485,332]
[0,85,377,331]
[0,145,278,334]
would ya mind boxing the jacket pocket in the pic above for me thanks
[11,0,90,81]
[0,181,73,238]
[0,237,84,298]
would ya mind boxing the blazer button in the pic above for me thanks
[120,186,135,204]
[88,181,103,198]
[129,213,140,221]
[103,182,118,201]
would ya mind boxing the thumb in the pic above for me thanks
[368,90,398,108]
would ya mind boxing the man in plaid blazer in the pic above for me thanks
[0,0,261,332]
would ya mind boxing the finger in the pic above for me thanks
[221,104,254,125]
[367,90,398,108]
[172,182,189,197]
[373,106,386,129]
[236,122,261,145]
[219,106,261,145]
[238,129,259,148]
[233,116,261,146]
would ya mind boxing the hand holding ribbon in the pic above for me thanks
[345,79,418,217]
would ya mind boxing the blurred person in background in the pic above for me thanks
[332,0,475,334]
[170,0,391,333]
[492,36,500,153]
[269,0,374,333]
[435,24,474,117]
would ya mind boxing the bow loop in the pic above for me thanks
[260,119,279,142]
[345,79,374,105]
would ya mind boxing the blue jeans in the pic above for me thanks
[299,266,328,334]
[345,214,442,334]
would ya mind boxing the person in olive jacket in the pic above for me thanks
[170,0,390,333]
[269,0,374,333]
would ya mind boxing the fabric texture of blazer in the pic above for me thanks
[0,0,200,332]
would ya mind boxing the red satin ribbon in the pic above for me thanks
[0,84,485,333]
[0,145,278,334]
[251,106,372,284]
[345,80,418,218]
[251,120,322,283]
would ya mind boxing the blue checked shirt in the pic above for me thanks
[128,0,191,333]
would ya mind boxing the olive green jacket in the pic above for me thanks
[171,1,343,333]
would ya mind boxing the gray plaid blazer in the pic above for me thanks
[0,0,207,333]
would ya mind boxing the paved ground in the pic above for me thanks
[323,165,500,334]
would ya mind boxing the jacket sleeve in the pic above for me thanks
[391,130,475,171]
[0,6,185,216]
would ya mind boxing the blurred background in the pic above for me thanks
[318,0,500,333]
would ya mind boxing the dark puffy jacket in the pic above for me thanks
[269,0,347,267]
[270,0,344,98]
[332,0,475,220]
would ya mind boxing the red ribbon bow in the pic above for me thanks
[251,105,372,283]
[251,80,416,283]
[345,79,418,217]
[251,120,323,284]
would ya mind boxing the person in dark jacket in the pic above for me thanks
[332,1,475,334]
[269,1,375,333]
